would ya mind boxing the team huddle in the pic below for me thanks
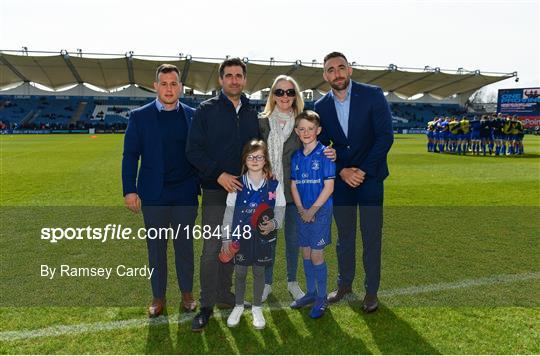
[426,113,525,156]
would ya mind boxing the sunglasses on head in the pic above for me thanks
[274,88,296,97]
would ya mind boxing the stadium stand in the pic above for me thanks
[1,94,467,131]
[0,50,513,132]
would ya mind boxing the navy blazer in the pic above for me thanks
[121,100,196,201]
[314,81,394,182]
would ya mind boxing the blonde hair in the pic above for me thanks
[260,75,304,118]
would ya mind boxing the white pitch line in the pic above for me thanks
[378,271,540,298]
[1,271,538,342]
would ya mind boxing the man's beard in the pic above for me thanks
[330,78,350,91]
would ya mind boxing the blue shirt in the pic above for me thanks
[329,80,352,137]
[155,98,180,112]
[291,142,336,209]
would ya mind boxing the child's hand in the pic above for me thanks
[297,206,309,222]
[302,207,317,223]
[221,240,232,255]
[258,219,276,235]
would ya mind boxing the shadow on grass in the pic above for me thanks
[143,302,440,354]
[145,313,173,354]
[299,308,372,354]
[350,302,440,354]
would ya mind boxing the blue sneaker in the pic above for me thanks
[309,296,328,319]
[290,293,316,309]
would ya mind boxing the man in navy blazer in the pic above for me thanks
[122,64,199,317]
[314,52,394,313]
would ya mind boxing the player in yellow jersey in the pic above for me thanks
[501,116,513,155]
[459,116,470,155]
[448,117,460,153]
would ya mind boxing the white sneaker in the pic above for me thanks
[226,305,244,327]
[251,306,265,329]
[288,281,305,301]
[261,284,272,302]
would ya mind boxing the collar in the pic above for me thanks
[155,98,181,112]
[244,173,266,191]
[329,79,352,103]
[303,141,323,157]
[220,90,248,108]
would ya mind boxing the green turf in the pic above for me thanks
[0,134,539,354]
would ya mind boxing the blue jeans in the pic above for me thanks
[265,203,300,284]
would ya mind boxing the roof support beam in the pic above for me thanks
[364,71,392,85]
[425,73,475,94]
[0,54,29,82]
[387,72,435,92]
[285,61,301,76]
[181,57,191,84]
[204,64,220,93]
[313,80,327,90]
[125,52,135,85]
[61,51,83,83]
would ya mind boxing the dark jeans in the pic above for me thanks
[199,188,234,308]
[333,178,384,295]
[141,183,198,299]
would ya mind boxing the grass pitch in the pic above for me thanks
[0,134,539,354]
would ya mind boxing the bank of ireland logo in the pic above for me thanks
[249,202,257,208]
[311,160,320,171]
[302,173,309,179]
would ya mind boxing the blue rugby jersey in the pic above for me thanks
[291,142,335,209]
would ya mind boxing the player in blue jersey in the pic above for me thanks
[470,115,481,155]
[437,117,450,153]
[290,110,335,319]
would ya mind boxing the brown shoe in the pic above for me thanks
[362,294,379,313]
[148,298,165,318]
[327,285,352,304]
[182,292,197,312]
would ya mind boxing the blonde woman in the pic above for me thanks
[259,75,336,302]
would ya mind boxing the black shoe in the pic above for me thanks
[327,285,352,304]
[362,294,379,313]
[191,307,213,332]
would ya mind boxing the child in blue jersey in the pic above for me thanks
[222,139,286,329]
[289,110,335,319]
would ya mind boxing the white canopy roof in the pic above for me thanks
[0,51,515,99]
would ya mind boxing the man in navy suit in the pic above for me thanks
[122,64,199,317]
[314,52,394,313]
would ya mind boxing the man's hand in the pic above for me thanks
[323,146,337,162]
[124,193,141,213]
[217,172,243,193]
[339,167,366,188]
